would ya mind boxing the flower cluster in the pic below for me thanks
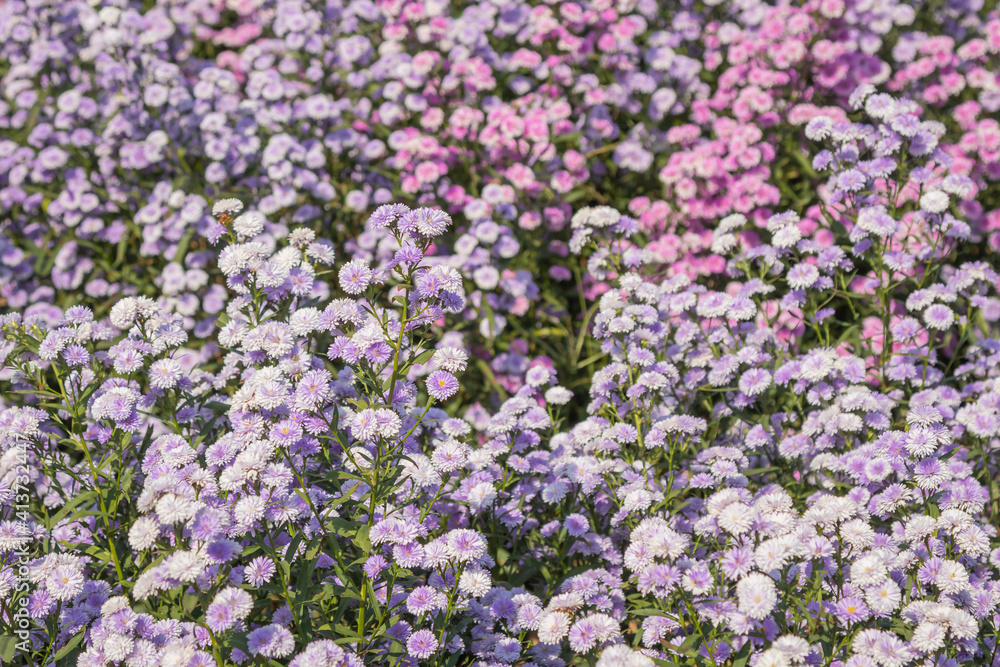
[4,8,1000,665]
[3,0,1000,394]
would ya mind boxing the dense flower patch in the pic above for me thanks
[2,0,1000,666]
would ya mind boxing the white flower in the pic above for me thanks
[472,265,500,290]
[919,190,949,214]
[433,347,468,372]
[352,409,379,441]
[213,198,244,216]
[935,560,969,593]
[536,612,571,644]
[771,225,802,248]
[804,116,833,141]
[374,408,402,439]
[717,213,747,234]
[167,549,207,582]
[109,296,157,329]
[772,635,809,662]
[717,503,754,535]
[155,493,197,524]
[233,495,267,526]
[525,366,552,387]
[755,649,790,667]
[711,232,738,254]
[571,206,621,229]
[149,358,182,389]
[595,645,654,667]
[910,622,945,653]
[946,607,978,639]
[851,555,887,587]
[544,387,573,405]
[467,482,497,511]
[458,568,491,597]
[289,307,321,336]
[865,579,901,615]
[128,516,161,551]
[755,539,789,571]
[100,596,131,617]
[103,635,134,662]
[736,572,778,620]
[232,212,263,239]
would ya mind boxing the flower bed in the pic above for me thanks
[2,1,1000,666]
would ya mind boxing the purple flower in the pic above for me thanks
[447,529,486,562]
[837,169,867,192]
[426,370,459,401]
[47,564,85,600]
[245,557,277,586]
[339,259,373,295]
[564,513,589,537]
[494,637,521,663]
[831,596,869,624]
[406,629,439,659]
[149,358,183,389]
[247,624,295,658]
[363,555,388,579]
[206,587,253,633]
[923,304,954,330]
[738,368,771,397]
[566,615,603,653]
[406,586,440,615]
[62,344,89,366]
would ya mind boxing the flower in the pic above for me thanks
[206,587,253,633]
[923,304,954,330]
[46,564,85,601]
[233,212,264,239]
[787,263,819,290]
[109,297,157,330]
[433,347,468,373]
[596,645,654,667]
[149,358,183,389]
[245,557,276,586]
[736,573,777,620]
[406,629,439,659]
[458,568,491,597]
[537,612,572,644]
[339,259,373,295]
[910,622,945,653]
[414,209,452,237]
[9,27,1000,663]
[919,191,949,214]
[426,371,459,401]
[213,199,244,216]
[738,369,772,397]
[247,624,295,658]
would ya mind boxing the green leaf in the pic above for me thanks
[48,490,99,526]
[354,524,372,553]
[182,593,200,614]
[730,642,752,667]
[744,466,780,476]
[650,659,682,667]
[0,636,18,662]
[53,632,85,661]
[677,633,701,657]
[576,352,606,369]
[629,607,669,617]
[410,348,435,367]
